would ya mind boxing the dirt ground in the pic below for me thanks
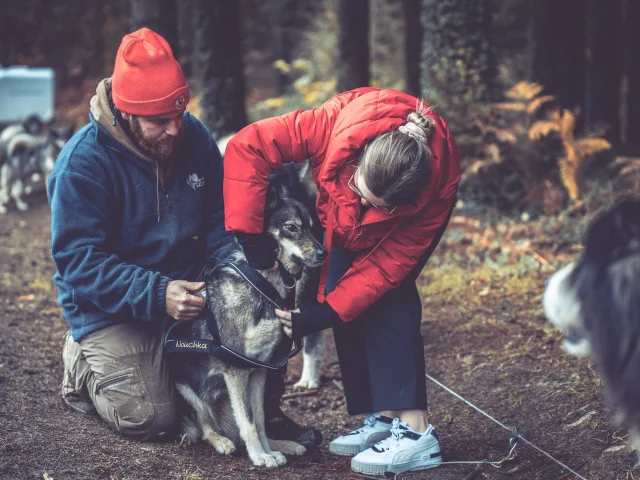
[0,193,637,480]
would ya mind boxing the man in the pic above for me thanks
[51,28,318,445]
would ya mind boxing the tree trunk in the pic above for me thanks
[192,0,248,137]
[622,0,640,151]
[584,0,622,145]
[275,0,298,93]
[529,0,586,110]
[130,0,178,53]
[403,0,422,97]
[421,0,497,109]
[177,0,194,78]
[337,0,370,92]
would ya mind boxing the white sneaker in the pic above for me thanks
[329,414,394,456]
[351,418,442,476]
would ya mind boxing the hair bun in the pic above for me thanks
[398,111,434,145]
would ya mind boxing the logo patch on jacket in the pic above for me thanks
[187,173,205,190]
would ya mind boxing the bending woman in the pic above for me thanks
[224,87,460,476]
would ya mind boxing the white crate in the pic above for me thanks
[0,66,55,126]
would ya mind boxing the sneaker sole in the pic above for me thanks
[329,442,365,456]
[351,454,442,476]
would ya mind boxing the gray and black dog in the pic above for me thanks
[543,199,640,447]
[216,136,328,390]
[172,169,327,467]
[268,162,327,390]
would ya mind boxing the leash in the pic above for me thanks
[164,261,303,370]
[407,373,590,480]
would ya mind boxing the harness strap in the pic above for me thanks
[165,261,303,370]
[317,198,335,303]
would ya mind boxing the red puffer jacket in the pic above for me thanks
[224,88,460,322]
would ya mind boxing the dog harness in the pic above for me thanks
[164,261,303,370]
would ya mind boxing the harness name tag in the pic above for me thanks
[174,339,211,352]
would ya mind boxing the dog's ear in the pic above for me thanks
[295,162,311,184]
[59,124,74,141]
[50,124,74,142]
[585,200,640,263]
[265,184,282,213]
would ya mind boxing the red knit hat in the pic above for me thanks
[112,28,189,116]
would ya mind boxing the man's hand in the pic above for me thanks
[166,280,206,321]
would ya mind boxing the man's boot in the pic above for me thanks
[61,331,96,414]
[265,407,323,449]
[264,368,322,448]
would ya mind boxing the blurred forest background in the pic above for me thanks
[1,0,639,216]
[3,4,640,478]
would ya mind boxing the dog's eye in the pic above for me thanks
[285,224,299,233]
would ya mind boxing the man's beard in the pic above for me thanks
[129,116,176,162]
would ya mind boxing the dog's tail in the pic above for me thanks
[0,124,26,144]
[7,133,47,159]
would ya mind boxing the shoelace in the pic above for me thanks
[374,418,409,451]
[351,413,379,434]
[363,414,378,429]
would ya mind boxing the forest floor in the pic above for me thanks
[0,190,637,480]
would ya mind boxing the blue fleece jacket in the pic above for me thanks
[49,112,232,341]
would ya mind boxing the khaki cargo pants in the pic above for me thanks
[66,319,178,440]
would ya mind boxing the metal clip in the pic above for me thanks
[509,427,520,448]
[487,427,520,468]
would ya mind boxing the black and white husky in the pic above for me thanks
[543,199,640,445]
[172,178,327,467]
[0,123,71,214]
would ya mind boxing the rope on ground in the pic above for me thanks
[423,373,590,480]
[394,428,518,479]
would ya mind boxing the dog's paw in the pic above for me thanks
[204,433,236,455]
[271,451,287,465]
[269,439,307,456]
[293,378,321,390]
[0,205,6,215]
[250,452,287,468]
[213,437,236,455]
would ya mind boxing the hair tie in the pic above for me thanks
[398,122,428,144]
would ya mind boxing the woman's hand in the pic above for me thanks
[275,303,341,339]
[275,308,299,337]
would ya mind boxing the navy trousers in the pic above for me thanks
[265,206,454,417]
[326,209,453,415]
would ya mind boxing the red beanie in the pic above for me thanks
[112,28,190,116]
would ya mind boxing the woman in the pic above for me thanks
[224,87,460,476]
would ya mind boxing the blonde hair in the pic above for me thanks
[360,110,434,205]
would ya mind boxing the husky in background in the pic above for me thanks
[0,122,72,214]
[543,200,640,447]
[172,182,327,467]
